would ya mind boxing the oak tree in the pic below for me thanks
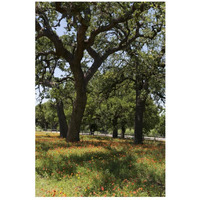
[36,2,164,142]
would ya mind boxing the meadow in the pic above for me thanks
[35,132,165,197]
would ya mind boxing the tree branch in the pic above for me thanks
[54,76,75,83]
[36,51,57,59]
[84,19,140,84]
[35,7,74,64]
[85,13,133,47]
[84,3,146,47]
[84,46,103,84]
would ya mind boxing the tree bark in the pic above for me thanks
[66,69,87,142]
[112,117,118,138]
[134,89,146,144]
[113,128,118,138]
[66,88,87,142]
[56,100,68,138]
[121,124,126,138]
[89,124,97,135]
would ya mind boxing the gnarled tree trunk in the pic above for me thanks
[66,67,87,142]
[56,99,68,138]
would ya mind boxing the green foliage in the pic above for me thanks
[35,101,58,130]
[82,68,136,133]
[35,2,165,138]
[149,114,165,137]
[143,98,160,135]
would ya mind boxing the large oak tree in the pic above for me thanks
[35,2,164,142]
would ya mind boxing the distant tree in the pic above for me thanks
[50,84,75,138]
[35,103,47,130]
[126,43,165,144]
[84,68,136,138]
[36,71,74,138]
[143,98,161,136]
[35,101,58,130]
[55,99,68,138]
[97,29,165,143]
[152,113,165,137]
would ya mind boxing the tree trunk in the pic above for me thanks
[112,117,118,138]
[89,125,93,135]
[66,78,87,142]
[113,128,118,138]
[134,92,146,144]
[56,100,68,138]
[89,124,96,135]
[121,124,125,138]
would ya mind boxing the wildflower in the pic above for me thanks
[101,186,104,191]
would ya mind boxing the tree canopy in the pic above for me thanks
[35,2,165,143]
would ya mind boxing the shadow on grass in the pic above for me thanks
[36,136,125,153]
[88,135,114,141]
[36,144,165,196]
[36,134,165,196]
[36,150,134,182]
[36,139,71,152]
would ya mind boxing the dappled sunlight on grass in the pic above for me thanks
[35,133,165,197]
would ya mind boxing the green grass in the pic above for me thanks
[35,132,165,197]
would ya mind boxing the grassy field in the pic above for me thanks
[35,132,165,197]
